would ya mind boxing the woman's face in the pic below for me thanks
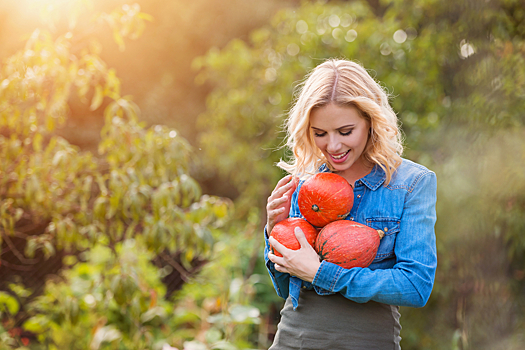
[309,103,370,178]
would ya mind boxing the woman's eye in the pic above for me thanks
[340,130,353,136]
[314,132,326,137]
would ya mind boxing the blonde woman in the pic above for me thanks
[264,59,437,349]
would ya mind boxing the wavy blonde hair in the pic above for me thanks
[278,59,403,185]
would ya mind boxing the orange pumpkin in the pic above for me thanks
[270,218,318,257]
[315,220,383,269]
[298,173,354,227]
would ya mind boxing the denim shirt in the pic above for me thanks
[264,158,437,310]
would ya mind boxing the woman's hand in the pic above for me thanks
[268,227,321,283]
[266,175,298,234]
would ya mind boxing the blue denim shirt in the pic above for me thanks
[264,158,437,310]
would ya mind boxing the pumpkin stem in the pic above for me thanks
[338,212,350,220]
[377,230,385,239]
[312,204,319,212]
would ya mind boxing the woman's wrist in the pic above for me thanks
[305,260,322,283]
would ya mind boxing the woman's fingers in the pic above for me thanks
[268,236,286,255]
[267,194,289,210]
[268,207,286,216]
[268,175,296,201]
[266,175,299,234]
[268,250,287,273]
[269,227,321,282]
[267,207,286,225]
[294,227,310,247]
[269,175,292,198]
[275,174,293,188]
[266,198,287,223]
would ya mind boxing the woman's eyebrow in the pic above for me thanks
[336,124,355,130]
[310,124,355,131]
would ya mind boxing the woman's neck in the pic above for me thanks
[334,156,374,187]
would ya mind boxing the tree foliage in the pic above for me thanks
[0,3,233,349]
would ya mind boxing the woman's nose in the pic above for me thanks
[327,135,341,153]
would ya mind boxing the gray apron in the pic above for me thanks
[269,289,402,350]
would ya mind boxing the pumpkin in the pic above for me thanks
[298,172,354,227]
[270,218,318,257]
[315,220,384,269]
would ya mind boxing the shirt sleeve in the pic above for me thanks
[263,182,305,300]
[311,171,438,308]
[264,225,290,300]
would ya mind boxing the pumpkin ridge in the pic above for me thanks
[329,186,351,199]
[316,238,330,256]
[314,220,379,269]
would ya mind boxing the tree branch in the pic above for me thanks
[0,259,35,271]
[159,252,191,282]
[1,231,39,264]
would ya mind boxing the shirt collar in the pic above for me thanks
[319,163,386,191]
[360,165,386,191]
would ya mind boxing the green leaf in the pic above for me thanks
[140,306,167,324]
[43,241,56,259]
[112,31,125,52]
[211,340,238,350]
[90,85,104,111]
[8,283,31,299]
[183,341,208,350]
[23,315,49,334]
[138,12,154,21]
[228,304,260,324]
[33,132,43,152]
[0,291,19,315]
[90,326,122,350]
[46,115,55,131]
[24,238,38,258]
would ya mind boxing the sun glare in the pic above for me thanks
[18,0,97,31]
[23,0,92,17]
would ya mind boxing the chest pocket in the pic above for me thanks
[365,218,401,262]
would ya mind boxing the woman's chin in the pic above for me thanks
[329,160,351,172]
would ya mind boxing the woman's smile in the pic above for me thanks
[329,150,350,162]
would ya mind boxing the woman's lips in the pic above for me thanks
[329,150,350,163]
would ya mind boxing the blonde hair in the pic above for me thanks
[278,59,403,185]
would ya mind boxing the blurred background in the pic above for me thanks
[1,0,524,349]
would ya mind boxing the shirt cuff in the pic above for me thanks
[312,260,345,292]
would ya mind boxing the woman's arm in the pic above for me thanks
[264,226,291,299]
[263,175,298,299]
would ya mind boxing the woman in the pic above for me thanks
[264,59,437,349]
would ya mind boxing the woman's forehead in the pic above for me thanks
[309,104,366,128]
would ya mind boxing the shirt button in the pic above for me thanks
[357,194,361,198]
[350,217,354,221]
